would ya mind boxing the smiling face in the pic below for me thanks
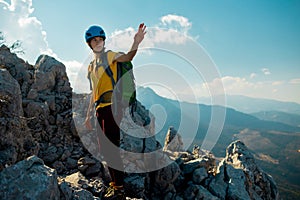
[90,36,104,52]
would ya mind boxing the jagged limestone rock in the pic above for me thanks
[124,174,147,198]
[0,68,23,117]
[224,141,280,200]
[207,162,228,199]
[0,68,38,170]
[183,184,219,200]
[192,167,208,184]
[0,155,60,199]
[207,141,280,200]
[32,55,70,93]
[59,171,103,200]
[1,46,76,174]
[0,45,34,98]
[163,126,184,152]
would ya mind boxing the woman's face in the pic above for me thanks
[90,36,104,52]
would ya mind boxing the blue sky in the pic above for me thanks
[1,0,300,104]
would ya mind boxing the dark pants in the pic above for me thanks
[96,105,124,186]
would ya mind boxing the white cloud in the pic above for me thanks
[106,27,136,52]
[160,14,192,34]
[179,76,263,103]
[250,73,256,79]
[261,68,271,75]
[148,27,190,45]
[106,14,194,52]
[289,78,300,84]
[0,0,56,63]
[271,81,284,86]
[0,0,86,91]
[63,59,85,91]
[218,76,256,94]
[197,76,300,103]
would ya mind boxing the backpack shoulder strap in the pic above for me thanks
[100,50,116,87]
[90,50,117,92]
[87,61,94,91]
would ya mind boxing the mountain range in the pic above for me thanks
[137,86,300,200]
[198,94,300,115]
[252,110,300,127]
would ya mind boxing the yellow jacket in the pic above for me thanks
[88,51,118,110]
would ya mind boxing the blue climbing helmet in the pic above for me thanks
[85,25,106,43]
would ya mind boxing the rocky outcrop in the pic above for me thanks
[206,141,279,200]
[0,45,79,175]
[163,126,184,152]
[0,45,280,199]
[0,155,60,199]
[0,67,38,170]
[224,141,279,200]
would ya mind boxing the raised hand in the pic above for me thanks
[134,23,147,45]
